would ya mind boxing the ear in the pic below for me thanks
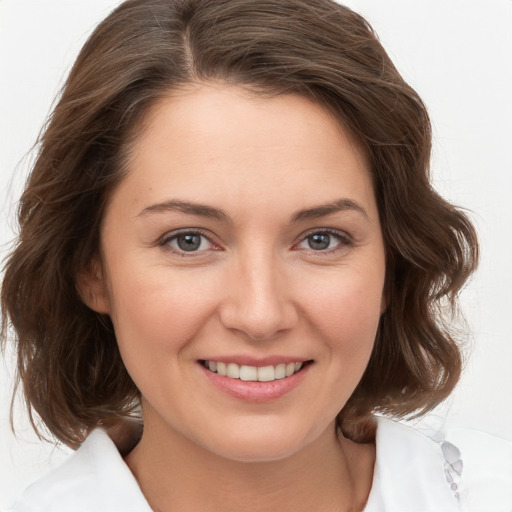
[76,257,111,314]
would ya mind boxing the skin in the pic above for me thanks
[81,83,386,512]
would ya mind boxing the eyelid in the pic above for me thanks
[158,228,220,255]
[156,227,353,256]
[293,228,354,253]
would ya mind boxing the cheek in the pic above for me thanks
[106,264,221,358]
[300,268,384,357]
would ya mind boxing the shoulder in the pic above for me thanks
[7,429,152,512]
[365,417,512,512]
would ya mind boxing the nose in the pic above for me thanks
[218,250,298,341]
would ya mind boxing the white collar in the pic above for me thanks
[12,417,460,512]
[364,417,459,511]
[13,427,152,512]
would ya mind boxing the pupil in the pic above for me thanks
[177,234,201,251]
[308,233,330,250]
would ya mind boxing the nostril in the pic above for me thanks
[218,282,299,340]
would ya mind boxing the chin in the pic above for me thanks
[210,438,304,463]
[196,420,325,463]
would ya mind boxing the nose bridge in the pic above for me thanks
[219,244,296,340]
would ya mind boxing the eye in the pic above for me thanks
[296,230,349,252]
[161,231,214,254]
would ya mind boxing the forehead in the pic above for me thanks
[111,83,376,221]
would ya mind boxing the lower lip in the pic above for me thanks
[199,363,311,402]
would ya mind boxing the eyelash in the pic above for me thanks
[159,228,217,257]
[294,228,353,255]
[158,228,353,256]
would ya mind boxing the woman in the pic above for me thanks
[1,0,511,511]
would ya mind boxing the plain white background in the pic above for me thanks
[1,0,511,508]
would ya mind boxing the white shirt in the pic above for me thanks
[7,418,512,512]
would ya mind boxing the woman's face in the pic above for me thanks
[90,84,386,461]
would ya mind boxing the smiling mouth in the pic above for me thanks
[200,360,312,382]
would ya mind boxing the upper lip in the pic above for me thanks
[199,356,312,367]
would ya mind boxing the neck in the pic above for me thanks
[124,413,375,512]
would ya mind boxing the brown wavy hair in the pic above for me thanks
[1,0,478,447]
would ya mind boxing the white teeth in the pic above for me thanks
[204,360,306,381]
[240,365,258,381]
[227,363,240,379]
[274,363,286,380]
[217,362,227,376]
[257,365,275,382]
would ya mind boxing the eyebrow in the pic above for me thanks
[291,199,369,222]
[137,200,229,222]
[137,198,369,223]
